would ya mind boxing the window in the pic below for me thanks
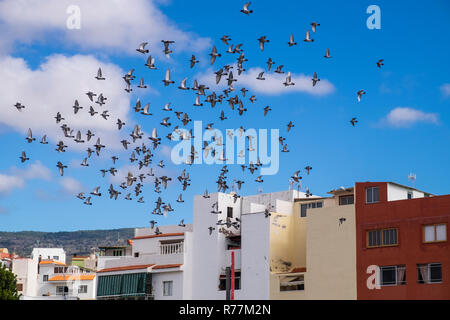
[163,281,173,296]
[380,265,406,286]
[423,224,447,243]
[417,263,442,284]
[300,204,307,217]
[339,195,354,206]
[53,256,59,260]
[407,191,413,199]
[134,252,139,257]
[56,286,68,295]
[366,187,379,204]
[218,271,241,290]
[43,275,48,282]
[227,207,233,218]
[367,228,398,248]
[300,201,323,217]
[17,283,23,291]
[280,275,305,291]
[78,285,88,294]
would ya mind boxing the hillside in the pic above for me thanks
[0,228,135,257]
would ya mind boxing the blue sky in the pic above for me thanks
[0,0,449,232]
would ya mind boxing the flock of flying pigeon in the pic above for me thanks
[15,2,384,235]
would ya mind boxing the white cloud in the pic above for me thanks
[59,176,84,194]
[384,107,439,128]
[440,83,450,98]
[197,66,335,96]
[0,161,52,194]
[0,0,210,55]
[0,174,25,194]
[0,54,138,150]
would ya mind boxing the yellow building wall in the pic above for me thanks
[269,201,357,300]
[305,204,357,299]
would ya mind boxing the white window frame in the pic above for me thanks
[78,285,88,294]
[366,187,379,204]
[163,281,173,296]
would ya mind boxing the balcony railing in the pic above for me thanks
[160,242,184,255]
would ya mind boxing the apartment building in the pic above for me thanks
[95,224,192,300]
[12,248,97,300]
[355,182,449,299]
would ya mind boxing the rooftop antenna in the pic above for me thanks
[408,173,416,188]
[288,178,294,191]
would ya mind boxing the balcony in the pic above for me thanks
[160,242,184,255]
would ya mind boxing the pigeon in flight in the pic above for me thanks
[209,46,221,65]
[145,56,156,69]
[312,72,320,86]
[257,36,269,51]
[291,170,302,183]
[305,166,312,175]
[190,55,199,68]
[264,106,272,116]
[324,48,332,58]
[310,22,320,33]
[25,128,36,143]
[288,34,297,46]
[376,59,384,68]
[350,117,358,126]
[304,30,314,42]
[221,35,231,45]
[136,42,149,54]
[178,219,186,227]
[20,150,29,163]
[95,68,105,80]
[357,90,366,102]
[73,100,82,114]
[56,161,67,176]
[40,135,48,144]
[241,2,253,14]
[162,69,175,86]
[14,102,25,111]
[287,121,295,132]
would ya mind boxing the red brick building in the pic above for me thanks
[355,182,450,299]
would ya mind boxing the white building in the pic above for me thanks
[187,189,312,299]
[32,248,66,264]
[12,248,96,300]
[95,224,193,300]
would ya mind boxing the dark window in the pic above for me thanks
[339,195,354,206]
[367,228,398,247]
[380,266,396,285]
[366,187,379,204]
[429,264,442,283]
[134,252,139,258]
[419,263,442,284]
[300,204,307,217]
[367,230,381,247]
[380,265,406,286]
[227,207,233,218]
[407,191,413,199]
[43,275,48,282]
[218,271,241,291]
[383,229,397,245]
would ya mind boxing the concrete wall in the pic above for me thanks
[12,258,38,297]
[31,248,66,264]
[152,270,183,300]
[387,183,425,201]
[305,204,357,299]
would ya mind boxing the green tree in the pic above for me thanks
[0,264,21,300]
